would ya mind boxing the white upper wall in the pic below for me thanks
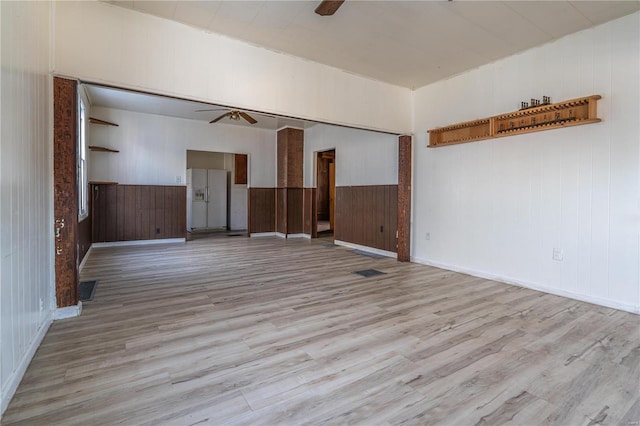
[1,0,54,414]
[412,12,640,313]
[54,0,412,135]
[304,125,398,187]
[89,107,276,187]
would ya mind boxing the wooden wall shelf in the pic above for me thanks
[89,117,119,126]
[428,95,601,148]
[89,145,119,153]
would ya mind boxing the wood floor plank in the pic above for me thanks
[3,235,639,425]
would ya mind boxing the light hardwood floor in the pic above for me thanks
[3,236,639,425]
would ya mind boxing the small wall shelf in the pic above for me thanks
[89,117,119,126]
[428,95,601,148]
[89,145,119,153]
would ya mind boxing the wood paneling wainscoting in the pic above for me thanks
[78,216,92,263]
[92,184,186,243]
[303,188,317,236]
[335,185,398,253]
[248,188,276,234]
[276,188,304,235]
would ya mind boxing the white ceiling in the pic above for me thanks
[104,0,640,89]
[84,84,314,130]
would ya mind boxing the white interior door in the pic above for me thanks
[207,169,227,228]
[191,168,207,229]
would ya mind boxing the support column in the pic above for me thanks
[397,135,412,262]
[276,128,304,236]
[53,77,79,307]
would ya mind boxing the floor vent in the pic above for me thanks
[79,280,98,301]
[354,269,386,278]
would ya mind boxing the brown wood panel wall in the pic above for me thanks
[53,77,79,308]
[303,188,317,236]
[92,184,186,243]
[287,188,304,234]
[335,185,398,253]
[276,188,287,234]
[248,188,276,233]
[78,216,92,265]
[397,135,412,262]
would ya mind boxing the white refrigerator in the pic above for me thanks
[187,168,227,230]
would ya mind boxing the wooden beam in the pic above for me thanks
[397,135,411,262]
[53,77,79,308]
[315,0,345,16]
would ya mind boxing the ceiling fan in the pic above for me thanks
[195,108,258,124]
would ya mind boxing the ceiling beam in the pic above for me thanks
[314,0,345,16]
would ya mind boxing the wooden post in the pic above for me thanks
[53,77,79,307]
[397,135,412,262]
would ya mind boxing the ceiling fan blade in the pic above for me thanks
[239,111,258,124]
[210,112,232,123]
[315,0,345,16]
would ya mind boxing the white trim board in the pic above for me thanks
[92,238,185,248]
[250,232,277,238]
[411,257,640,315]
[54,302,83,320]
[286,233,308,239]
[78,246,92,272]
[1,311,53,415]
[334,240,398,259]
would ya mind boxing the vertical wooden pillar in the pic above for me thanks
[53,77,79,308]
[276,128,304,236]
[397,135,412,262]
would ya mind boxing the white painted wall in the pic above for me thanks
[412,12,640,313]
[54,1,412,135]
[304,124,398,187]
[89,107,276,188]
[0,1,54,414]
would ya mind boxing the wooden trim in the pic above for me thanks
[53,77,79,308]
[428,95,602,147]
[89,117,118,126]
[88,145,119,153]
[398,135,411,262]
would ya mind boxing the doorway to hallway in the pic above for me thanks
[316,149,335,236]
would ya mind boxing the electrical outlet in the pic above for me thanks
[175,175,182,184]
[156,228,160,234]
[425,232,430,240]
[552,248,564,261]
[39,298,43,313]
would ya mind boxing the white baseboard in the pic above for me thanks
[275,232,286,239]
[334,240,398,259]
[411,256,640,315]
[250,232,276,238]
[78,246,92,272]
[286,233,308,239]
[1,311,53,415]
[92,238,185,248]
[54,302,83,320]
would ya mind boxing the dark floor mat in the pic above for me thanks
[79,280,98,301]
[354,269,386,278]
[227,234,245,237]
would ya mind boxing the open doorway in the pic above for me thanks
[186,150,248,239]
[316,149,335,236]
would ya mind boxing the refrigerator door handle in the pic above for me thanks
[206,187,209,203]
